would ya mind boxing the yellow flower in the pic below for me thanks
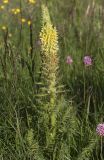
[28,0,36,4]
[3,0,9,4]
[27,20,32,26]
[21,18,26,23]
[2,26,7,30]
[16,8,20,13]
[0,5,5,10]
[8,33,12,37]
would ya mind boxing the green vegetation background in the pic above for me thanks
[0,0,104,159]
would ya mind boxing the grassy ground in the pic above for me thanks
[0,0,104,159]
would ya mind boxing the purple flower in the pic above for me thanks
[66,56,73,64]
[96,123,104,136]
[83,56,92,66]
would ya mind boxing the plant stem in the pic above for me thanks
[101,137,103,160]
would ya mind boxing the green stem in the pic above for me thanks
[101,137,103,160]
[83,69,86,103]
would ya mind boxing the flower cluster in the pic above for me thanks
[11,8,20,15]
[66,55,92,66]
[96,123,104,136]
[0,0,9,10]
[20,19,31,26]
[83,56,92,66]
[0,0,36,29]
[20,18,32,25]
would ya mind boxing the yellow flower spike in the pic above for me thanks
[39,4,60,146]
[40,4,59,100]
[3,0,9,4]
[28,0,36,4]
[40,24,59,56]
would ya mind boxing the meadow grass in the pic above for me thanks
[0,0,104,159]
